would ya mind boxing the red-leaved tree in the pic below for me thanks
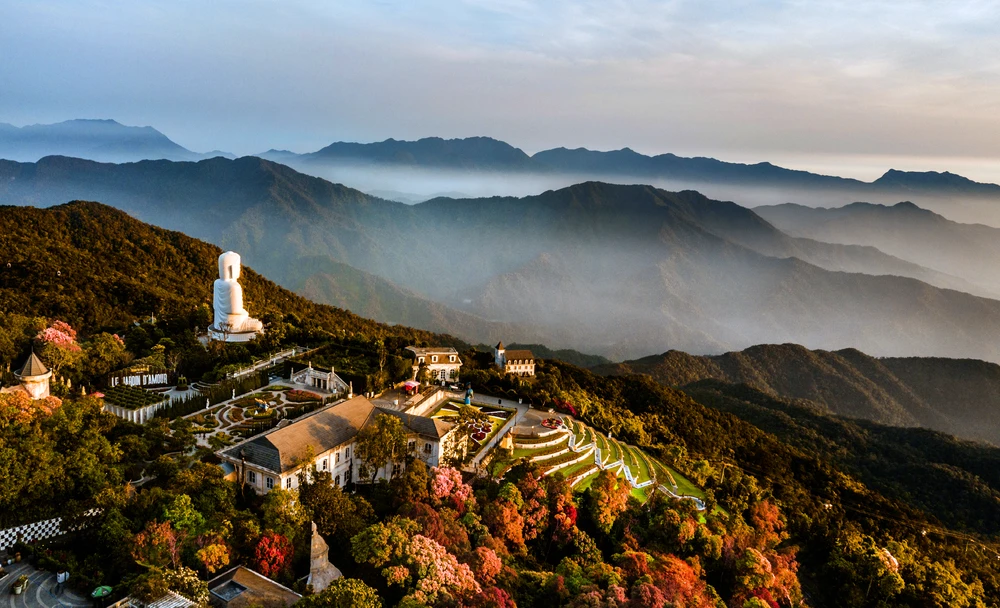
[254,531,293,577]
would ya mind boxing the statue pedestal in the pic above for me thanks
[208,323,263,343]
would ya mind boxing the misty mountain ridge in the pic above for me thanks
[756,200,1000,297]
[0,118,233,163]
[595,342,1000,447]
[9,118,1000,224]
[7,155,1000,362]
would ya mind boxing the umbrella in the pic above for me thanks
[92,586,113,598]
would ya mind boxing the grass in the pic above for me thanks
[511,432,567,445]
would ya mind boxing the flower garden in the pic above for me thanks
[430,401,516,456]
[102,384,169,410]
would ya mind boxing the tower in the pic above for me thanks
[15,352,51,399]
[494,340,506,368]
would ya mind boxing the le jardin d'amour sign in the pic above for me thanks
[108,367,174,388]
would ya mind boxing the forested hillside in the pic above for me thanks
[595,344,1000,446]
[0,200,463,353]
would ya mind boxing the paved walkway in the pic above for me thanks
[1,562,91,608]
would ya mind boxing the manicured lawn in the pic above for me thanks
[504,416,705,507]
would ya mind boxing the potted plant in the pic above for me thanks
[12,574,29,595]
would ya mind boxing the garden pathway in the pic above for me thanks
[1,562,91,608]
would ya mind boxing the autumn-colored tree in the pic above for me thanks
[398,502,470,555]
[516,470,549,542]
[390,458,431,507]
[254,531,294,578]
[483,499,526,553]
[587,469,630,534]
[468,546,503,585]
[132,520,183,569]
[195,543,230,574]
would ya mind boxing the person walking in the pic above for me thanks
[55,569,69,595]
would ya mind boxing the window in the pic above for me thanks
[408,439,416,452]
[335,452,341,465]
[424,442,432,454]
[286,477,293,489]
[247,470,257,484]
[432,355,438,362]
[266,477,273,489]
[346,447,350,459]
[345,468,352,482]
[322,459,328,471]
[419,357,425,364]
[334,474,341,487]
[449,355,456,362]
[392,463,402,477]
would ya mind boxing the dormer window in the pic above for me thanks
[449,355,455,362]
[419,357,425,363]
[432,355,438,362]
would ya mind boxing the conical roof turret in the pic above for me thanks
[16,352,49,378]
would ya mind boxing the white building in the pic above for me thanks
[1,352,52,399]
[290,363,349,394]
[494,341,536,377]
[406,347,463,383]
[219,395,457,494]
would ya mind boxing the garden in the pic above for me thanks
[102,384,169,410]
[430,401,515,456]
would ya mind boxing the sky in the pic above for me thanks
[2,0,1000,181]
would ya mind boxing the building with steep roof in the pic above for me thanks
[494,341,536,377]
[406,346,462,384]
[1,352,52,399]
[218,395,457,494]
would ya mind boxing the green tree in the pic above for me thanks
[261,488,310,545]
[162,494,205,536]
[355,413,407,483]
[297,578,382,608]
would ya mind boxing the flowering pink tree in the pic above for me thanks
[352,519,480,604]
[406,534,481,604]
[430,466,473,510]
[36,320,82,373]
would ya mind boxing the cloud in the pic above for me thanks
[1,0,999,179]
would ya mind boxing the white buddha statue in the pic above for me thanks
[209,251,263,342]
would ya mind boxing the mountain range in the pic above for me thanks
[595,343,1000,446]
[0,119,232,163]
[6,119,1000,225]
[5,155,1000,361]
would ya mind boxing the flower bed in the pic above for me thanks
[103,385,169,410]
[541,418,565,429]
[286,389,321,403]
